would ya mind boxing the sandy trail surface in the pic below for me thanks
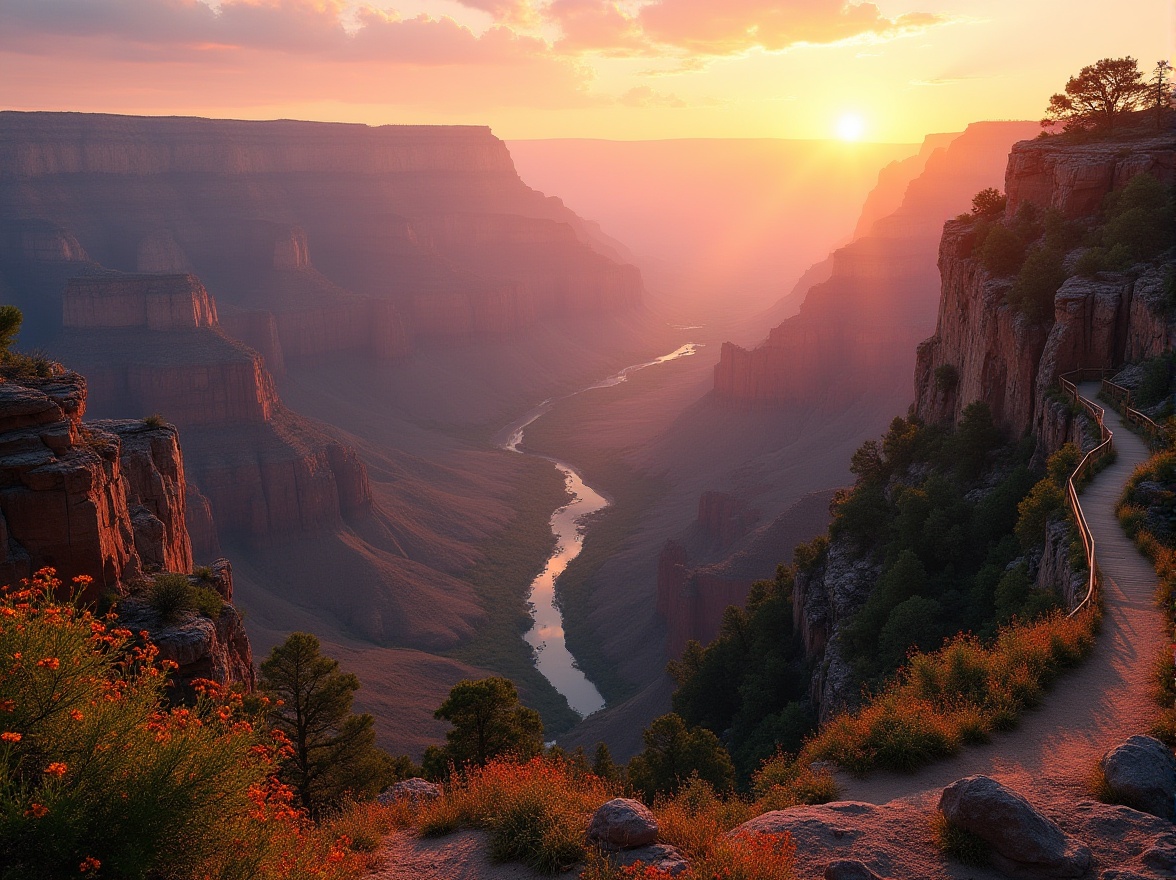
[836,384,1167,807]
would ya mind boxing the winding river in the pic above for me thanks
[496,344,701,717]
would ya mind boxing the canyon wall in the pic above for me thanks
[714,122,1040,409]
[56,272,375,546]
[914,131,1176,440]
[796,128,1176,722]
[0,112,643,357]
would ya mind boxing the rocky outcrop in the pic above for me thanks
[587,798,659,850]
[116,560,254,690]
[917,147,1176,442]
[715,122,1039,407]
[1100,735,1176,821]
[939,775,1092,878]
[63,273,218,331]
[1005,133,1176,219]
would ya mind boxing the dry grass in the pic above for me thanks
[931,811,990,867]
[804,611,1098,774]
[412,757,615,873]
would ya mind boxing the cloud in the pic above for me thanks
[618,85,686,107]
[0,0,591,110]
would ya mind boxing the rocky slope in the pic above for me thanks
[713,122,1040,408]
[0,112,642,357]
[0,366,252,690]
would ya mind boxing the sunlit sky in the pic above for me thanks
[0,0,1169,141]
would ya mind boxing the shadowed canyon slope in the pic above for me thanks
[0,111,668,755]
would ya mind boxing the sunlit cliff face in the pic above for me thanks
[0,0,1167,140]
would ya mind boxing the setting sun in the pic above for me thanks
[836,113,867,141]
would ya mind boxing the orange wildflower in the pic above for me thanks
[0,731,20,742]
[44,762,67,778]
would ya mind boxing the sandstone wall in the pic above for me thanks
[63,274,219,331]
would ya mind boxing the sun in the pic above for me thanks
[836,113,866,142]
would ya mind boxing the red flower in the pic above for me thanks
[0,732,20,743]
[78,856,101,873]
[44,762,67,778]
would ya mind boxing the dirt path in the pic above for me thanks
[835,384,1167,807]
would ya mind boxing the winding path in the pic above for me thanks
[836,383,1167,806]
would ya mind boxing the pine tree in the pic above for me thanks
[259,632,398,814]
[431,677,544,770]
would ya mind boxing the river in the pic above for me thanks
[496,343,701,717]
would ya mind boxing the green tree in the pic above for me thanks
[432,677,544,771]
[591,742,621,784]
[259,632,397,815]
[626,714,735,801]
[1042,57,1149,133]
[980,224,1025,275]
[0,305,22,355]
[971,188,1006,216]
[1150,60,1173,129]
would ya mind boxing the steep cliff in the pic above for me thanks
[0,111,643,355]
[714,122,1040,409]
[914,130,1176,440]
[55,271,375,546]
[0,364,252,689]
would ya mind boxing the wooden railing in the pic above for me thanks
[1058,369,1114,617]
[1100,378,1166,445]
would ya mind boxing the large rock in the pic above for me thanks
[939,775,1092,878]
[377,778,441,806]
[1100,735,1176,821]
[605,844,689,876]
[586,798,659,851]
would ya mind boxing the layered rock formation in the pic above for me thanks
[714,122,1040,409]
[914,131,1176,440]
[56,271,374,545]
[0,111,643,357]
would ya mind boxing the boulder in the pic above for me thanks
[586,798,659,851]
[1100,736,1176,821]
[377,778,441,806]
[605,844,689,876]
[1142,834,1176,874]
[824,859,882,880]
[939,776,1091,878]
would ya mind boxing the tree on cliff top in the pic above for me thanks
[1042,57,1148,133]
[260,632,405,815]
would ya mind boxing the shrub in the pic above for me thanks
[971,188,1006,216]
[627,714,735,802]
[1007,245,1066,321]
[804,611,1098,775]
[934,364,959,393]
[751,757,839,812]
[192,585,224,619]
[980,224,1026,276]
[933,812,990,866]
[0,569,365,880]
[142,413,167,429]
[147,573,196,622]
[413,757,612,873]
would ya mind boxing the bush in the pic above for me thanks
[971,188,1006,216]
[0,569,365,880]
[147,573,196,622]
[751,757,839,811]
[413,757,612,873]
[142,414,166,429]
[980,224,1026,275]
[627,714,735,802]
[934,364,959,393]
[1007,245,1066,321]
[933,812,990,866]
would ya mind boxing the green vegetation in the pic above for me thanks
[933,811,991,867]
[0,307,58,382]
[423,676,544,778]
[0,570,374,880]
[626,713,735,802]
[971,187,1007,217]
[669,567,813,782]
[142,413,167,429]
[146,572,223,622]
[934,363,959,393]
[1076,174,1176,274]
[0,305,21,354]
[1042,57,1150,133]
[444,458,581,734]
[259,632,409,816]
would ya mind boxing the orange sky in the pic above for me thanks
[0,0,1169,142]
